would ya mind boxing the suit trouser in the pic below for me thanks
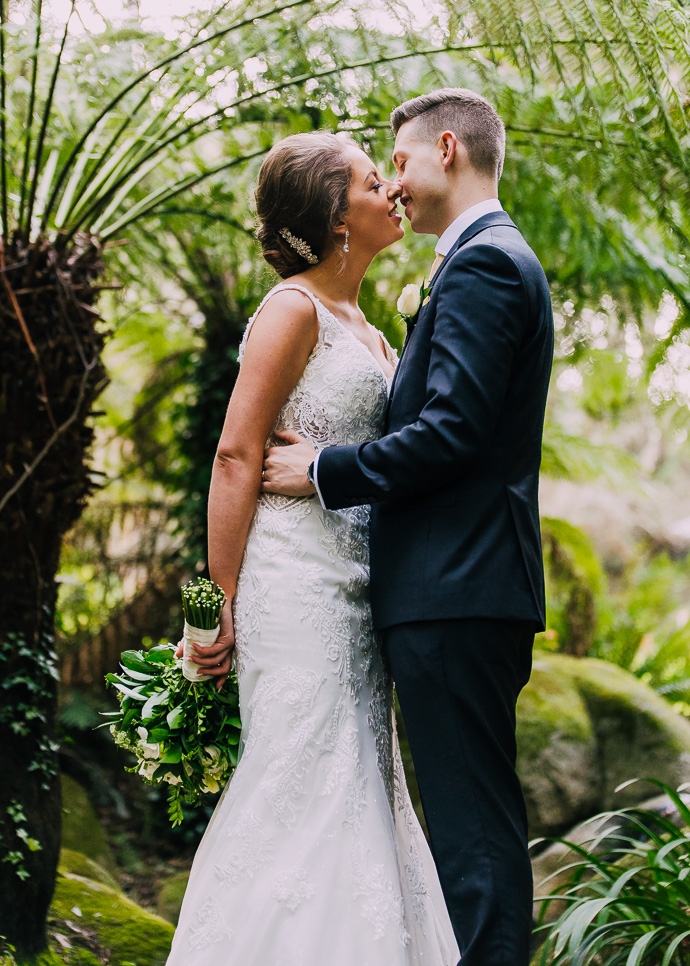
[383,617,535,966]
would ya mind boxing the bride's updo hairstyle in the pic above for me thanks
[255,132,353,279]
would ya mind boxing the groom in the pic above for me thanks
[261,88,554,966]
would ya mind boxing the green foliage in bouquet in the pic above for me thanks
[105,643,240,826]
[533,780,690,965]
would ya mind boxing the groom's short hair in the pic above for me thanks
[391,88,506,181]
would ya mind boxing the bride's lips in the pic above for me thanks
[388,205,402,224]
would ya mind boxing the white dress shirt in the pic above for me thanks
[311,197,504,506]
[435,197,503,256]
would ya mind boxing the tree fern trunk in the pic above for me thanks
[0,233,107,955]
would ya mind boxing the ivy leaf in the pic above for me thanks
[159,746,182,764]
[120,650,154,675]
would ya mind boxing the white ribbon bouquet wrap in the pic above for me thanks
[181,578,225,682]
[183,622,220,682]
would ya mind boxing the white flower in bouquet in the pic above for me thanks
[138,760,160,780]
[397,283,422,318]
[137,728,161,760]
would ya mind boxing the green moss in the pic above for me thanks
[572,658,690,746]
[156,871,190,925]
[60,775,117,875]
[50,869,174,966]
[15,952,64,966]
[519,653,690,835]
[517,653,594,762]
[542,517,606,655]
[58,848,120,891]
[517,652,600,835]
[569,656,690,806]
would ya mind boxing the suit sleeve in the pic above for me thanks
[316,243,527,509]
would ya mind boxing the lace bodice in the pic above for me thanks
[239,283,394,451]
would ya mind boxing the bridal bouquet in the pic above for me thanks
[105,578,241,825]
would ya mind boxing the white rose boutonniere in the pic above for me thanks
[396,281,431,324]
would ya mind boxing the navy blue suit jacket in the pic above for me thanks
[317,211,554,630]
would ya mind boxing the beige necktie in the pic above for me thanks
[427,252,445,283]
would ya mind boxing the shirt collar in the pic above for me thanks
[435,198,504,256]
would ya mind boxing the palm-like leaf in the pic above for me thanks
[535,782,690,965]
[1,0,688,253]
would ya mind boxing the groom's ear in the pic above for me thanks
[439,131,460,171]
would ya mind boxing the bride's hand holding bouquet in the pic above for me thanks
[179,588,235,690]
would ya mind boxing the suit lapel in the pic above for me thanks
[386,211,518,422]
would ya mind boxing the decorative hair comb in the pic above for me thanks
[279,227,318,265]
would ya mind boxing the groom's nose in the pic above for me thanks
[387,180,402,200]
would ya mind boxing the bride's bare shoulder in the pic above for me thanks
[244,284,320,360]
[255,284,318,323]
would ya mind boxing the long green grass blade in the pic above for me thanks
[626,929,665,966]
[32,148,58,227]
[18,0,43,229]
[41,0,317,232]
[572,920,657,966]
[661,930,690,966]
[87,154,162,235]
[24,0,74,241]
[97,149,268,238]
[54,121,107,229]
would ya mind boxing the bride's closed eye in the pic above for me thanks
[372,181,384,191]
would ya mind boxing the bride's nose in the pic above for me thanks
[386,180,402,201]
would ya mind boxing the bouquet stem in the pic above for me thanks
[182,621,220,682]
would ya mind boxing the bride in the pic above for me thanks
[166,131,459,966]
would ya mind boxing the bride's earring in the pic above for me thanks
[343,229,349,254]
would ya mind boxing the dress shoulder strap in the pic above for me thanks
[239,283,328,363]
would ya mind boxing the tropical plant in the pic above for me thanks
[592,549,690,715]
[533,779,690,965]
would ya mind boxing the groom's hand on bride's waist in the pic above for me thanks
[262,428,316,497]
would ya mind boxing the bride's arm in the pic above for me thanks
[192,290,318,685]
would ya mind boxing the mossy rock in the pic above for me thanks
[517,656,599,835]
[60,775,117,875]
[571,658,690,808]
[58,848,120,891]
[517,653,690,837]
[156,871,190,925]
[49,853,174,966]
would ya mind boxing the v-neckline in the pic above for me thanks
[280,284,395,384]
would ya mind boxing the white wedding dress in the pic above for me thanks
[166,284,460,966]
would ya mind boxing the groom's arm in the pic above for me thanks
[316,243,527,510]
